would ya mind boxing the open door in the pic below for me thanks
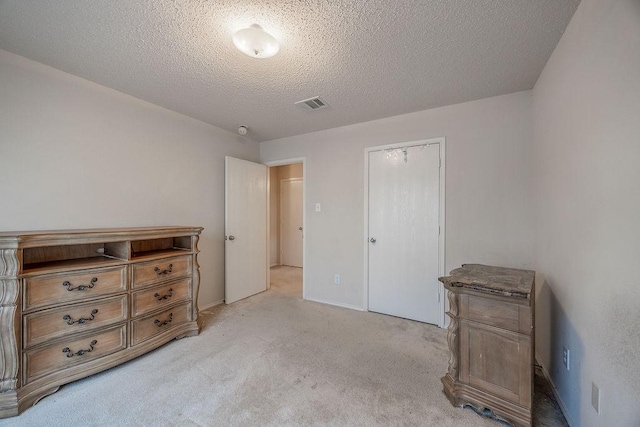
[225,156,267,304]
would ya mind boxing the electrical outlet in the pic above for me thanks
[334,274,340,284]
[592,382,600,414]
[562,346,570,371]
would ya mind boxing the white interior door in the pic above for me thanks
[225,156,267,304]
[280,179,303,267]
[368,144,440,324]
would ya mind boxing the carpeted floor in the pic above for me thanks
[0,266,567,426]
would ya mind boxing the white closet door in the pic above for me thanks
[225,156,267,304]
[368,144,440,324]
[280,179,303,268]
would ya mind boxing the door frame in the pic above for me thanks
[280,178,304,268]
[363,138,446,328]
[264,157,307,299]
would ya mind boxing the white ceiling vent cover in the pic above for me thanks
[295,96,329,111]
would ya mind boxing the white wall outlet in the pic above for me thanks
[592,382,600,414]
[334,274,340,284]
[315,203,321,212]
[562,346,570,371]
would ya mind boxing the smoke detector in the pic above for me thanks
[238,125,248,135]
[295,96,329,111]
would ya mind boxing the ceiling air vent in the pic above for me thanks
[295,96,328,111]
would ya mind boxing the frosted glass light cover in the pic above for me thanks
[233,25,280,59]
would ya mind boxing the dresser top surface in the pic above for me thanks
[0,226,202,237]
[0,226,203,248]
[439,264,535,299]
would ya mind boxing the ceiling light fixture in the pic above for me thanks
[232,24,280,59]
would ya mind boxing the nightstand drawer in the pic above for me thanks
[24,266,127,312]
[131,277,191,317]
[23,295,128,348]
[131,255,192,288]
[131,302,191,346]
[465,295,531,334]
[23,325,126,384]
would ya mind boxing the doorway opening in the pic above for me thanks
[267,160,305,299]
[224,156,305,305]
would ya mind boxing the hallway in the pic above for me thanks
[269,265,302,298]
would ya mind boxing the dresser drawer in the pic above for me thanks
[23,266,127,312]
[23,295,128,348]
[131,255,192,288]
[131,302,191,346]
[131,277,191,318]
[23,325,126,384]
[465,295,531,334]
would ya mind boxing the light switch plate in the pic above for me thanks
[315,203,321,212]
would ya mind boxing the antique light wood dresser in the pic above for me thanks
[0,226,202,418]
[439,264,535,427]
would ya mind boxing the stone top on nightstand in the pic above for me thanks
[439,264,535,299]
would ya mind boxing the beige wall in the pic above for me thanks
[0,50,260,309]
[269,164,303,266]
[278,163,303,181]
[269,167,280,266]
[532,0,640,425]
[261,91,534,309]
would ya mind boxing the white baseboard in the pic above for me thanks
[535,352,575,427]
[305,296,365,312]
[198,299,224,312]
[270,263,279,268]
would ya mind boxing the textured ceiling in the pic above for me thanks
[0,0,579,142]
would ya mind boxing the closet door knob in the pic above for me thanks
[369,238,376,243]
[228,235,235,241]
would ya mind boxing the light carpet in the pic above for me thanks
[3,266,522,426]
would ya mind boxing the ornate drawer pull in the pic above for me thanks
[63,309,99,325]
[154,313,173,327]
[153,264,173,276]
[62,277,98,291]
[154,288,173,301]
[62,340,97,358]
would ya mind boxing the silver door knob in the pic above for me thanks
[227,235,235,241]
[369,238,376,243]
[298,227,303,231]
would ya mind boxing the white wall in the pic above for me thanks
[0,50,260,309]
[532,0,640,425]
[261,91,534,309]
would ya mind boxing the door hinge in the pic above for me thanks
[439,157,441,168]
[438,291,441,303]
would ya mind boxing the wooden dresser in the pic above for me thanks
[439,264,535,427]
[0,226,202,418]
